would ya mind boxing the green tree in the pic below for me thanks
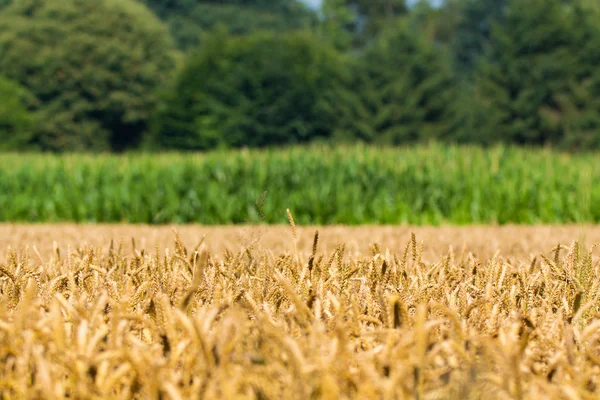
[320,0,408,48]
[320,0,356,51]
[0,0,178,151]
[472,0,584,146]
[341,20,459,144]
[580,0,600,13]
[152,31,353,150]
[143,0,312,16]
[142,0,317,50]
[0,76,36,150]
[348,0,409,35]
[559,1,600,150]
[409,0,464,47]
[451,0,508,75]
[141,0,197,16]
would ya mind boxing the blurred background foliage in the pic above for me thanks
[151,30,351,150]
[1,0,600,152]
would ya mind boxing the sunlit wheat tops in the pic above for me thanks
[1,230,600,398]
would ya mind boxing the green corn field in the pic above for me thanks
[0,144,598,225]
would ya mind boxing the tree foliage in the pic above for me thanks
[142,0,317,50]
[0,0,178,151]
[349,0,408,45]
[471,0,596,147]
[2,0,600,152]
[451,0,508,75]
[143,0,311,16]
[342,21,459,144]
[321,0,409,49]
[0,76,36,150]
[152,31,353,150]
[558,3,600,149]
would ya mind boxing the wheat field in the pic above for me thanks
[1,223,600,399]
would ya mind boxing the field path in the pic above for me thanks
[1,224,599,261]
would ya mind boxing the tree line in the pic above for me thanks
[1,0,599,152]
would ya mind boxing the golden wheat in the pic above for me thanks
[1,226,600,399]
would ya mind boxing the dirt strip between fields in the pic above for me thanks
[1,224,599,262]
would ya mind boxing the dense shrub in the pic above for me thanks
[0,0,178,151]
[152,31,354,150]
